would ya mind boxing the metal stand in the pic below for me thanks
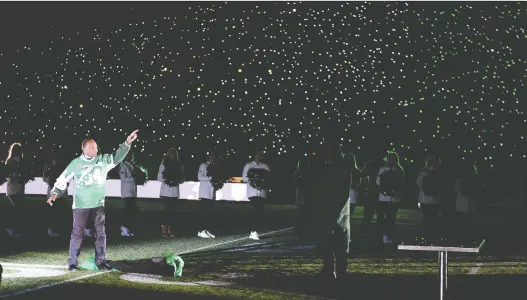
[398,240,485,300]
[439,251,448,300]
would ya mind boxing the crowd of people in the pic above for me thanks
[1,131,482,276]
[291,139,481,280]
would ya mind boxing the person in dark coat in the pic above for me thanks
[305,139,351,280]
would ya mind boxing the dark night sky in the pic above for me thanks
[0,2,189,50]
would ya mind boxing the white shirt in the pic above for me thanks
[242,161,271,199]
[198,161,214,199]
[119,161,137,198]
[157,162,185,198]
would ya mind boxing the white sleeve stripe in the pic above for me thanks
[53,172,75,191]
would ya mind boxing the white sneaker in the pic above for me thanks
[48,228,59,237]
[249,231,260,240]
[5,228,20,238]
[198,230,211,238]
[120,226,135,237]
[205,230,215,238]
[382,235,389,244]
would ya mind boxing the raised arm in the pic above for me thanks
[102,130,138,170]
[102,142,131,170]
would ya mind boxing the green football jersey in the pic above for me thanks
[51,142,131,209]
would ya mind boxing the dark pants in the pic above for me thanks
[318,225,349,276]
[377,202,398,237]
[200,198,216,230]
[295,204,308,237]
[249,196,265,231]
[160,197,177,227]
[361,197,378,237]
[2,195,23,231]
[122,197,138,230]
[420,204,440,241]
[69,207,106,266]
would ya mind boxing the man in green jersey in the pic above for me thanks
[47,130,139,270]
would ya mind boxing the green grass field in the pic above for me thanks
[1,196,527,299]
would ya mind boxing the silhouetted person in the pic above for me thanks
[376,151,405,244]
[417,153,445,243]
[306,139,350,280]
[361,159,382,240]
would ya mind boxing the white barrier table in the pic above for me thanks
[398,240,486,300]
[0,177,250,201]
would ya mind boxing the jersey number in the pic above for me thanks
[83,168,102,186]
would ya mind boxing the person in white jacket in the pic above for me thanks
[376,151,405,244]
[242,150,271,240]
[416,154,443,243]
[197,151,217,239]
[157,148,185,238]
[119,151,138,237]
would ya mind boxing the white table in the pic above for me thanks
[398,240,486,300]
[0,178,251,201]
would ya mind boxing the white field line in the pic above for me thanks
[0,226,294,298]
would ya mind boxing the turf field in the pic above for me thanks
[1,197,527,299]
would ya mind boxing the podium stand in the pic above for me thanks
[398,240,486,300]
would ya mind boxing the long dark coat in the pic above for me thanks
[305,158,351,252]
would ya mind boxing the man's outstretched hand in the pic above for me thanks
[47,193,57,206]
[126,130,139,145]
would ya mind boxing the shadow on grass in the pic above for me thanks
[10,273,526,300]
[234,271,527,300]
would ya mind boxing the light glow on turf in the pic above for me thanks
[0,262,67,269]
[120,273,232,286]
[2,267,66,278]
